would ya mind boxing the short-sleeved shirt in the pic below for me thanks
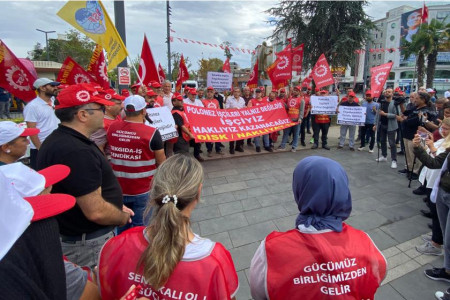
[183,98,204,107]
[23,96,60,149]
[225,96,246,109]
[37,125,123,235]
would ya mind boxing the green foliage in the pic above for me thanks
[29,30,96,68]
[197,58,224,80]
[267,1,374,69]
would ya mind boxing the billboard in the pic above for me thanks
[400,8,423,66]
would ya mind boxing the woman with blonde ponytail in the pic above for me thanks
[98,154,238,300]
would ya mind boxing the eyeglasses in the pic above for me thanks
[84,106,106,114]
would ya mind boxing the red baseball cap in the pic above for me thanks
[293,86,301,91]
[365,90,372,96]
[172,93,183,101]
[189,88,198,95]
[315,87,320,92]
[348,91,356,97]
[151,81,162,88]
[99,89,126,101]
[207,86,214,91]
[121,89,130,97]
[131,83,141,90]
[146,90,157,97]
[272,88,278,93]
[279,88,286,93]
[320,90,328,94]
[55,84,115,109]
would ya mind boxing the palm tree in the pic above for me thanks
[404,18,450,88]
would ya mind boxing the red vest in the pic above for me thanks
[201,99,219,109]
[287,97,303,120]
[303,96,311,118]
[315,114,331,123]
[249,98,267,107]
[172,110,191,142]
[98,227,239,300]
[265,224,386,300]
[107,121,157,195]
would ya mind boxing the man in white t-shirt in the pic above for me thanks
[23,78,60,170]
[162,80,173,109]
[183,89,205,161]
[226,87,246,154]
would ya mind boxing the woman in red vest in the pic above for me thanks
[250,156,387,300]
[98,154,238,300]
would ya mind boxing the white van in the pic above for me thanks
[171,80,199,92]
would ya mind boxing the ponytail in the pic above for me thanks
[138,154,204,290]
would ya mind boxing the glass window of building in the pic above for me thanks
[391,23,396,29]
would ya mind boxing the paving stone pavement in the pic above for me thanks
[192,126,449,300]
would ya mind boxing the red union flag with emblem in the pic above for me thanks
[292,44,304,72]
[267,59,290,90]
[247,59,258,88]
[311,54,334,89]
[87,44,109,89]
[223,57,231,73]
[57,56,96,85]
[370,62,393,98]
[158,63,165,84]
[138,35,159,86]
[275,43,293,76]
[175,54,189,92]
[0,40,37,101]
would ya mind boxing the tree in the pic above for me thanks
[29,30,96,68]
[197,58,224,81]
[267,1,374,69]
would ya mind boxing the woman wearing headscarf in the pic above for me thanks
[98,154,238,300]
[249,156,387,300]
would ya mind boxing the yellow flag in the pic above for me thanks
[57,1,128,71]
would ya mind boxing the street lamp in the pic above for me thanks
[36,29,56,61]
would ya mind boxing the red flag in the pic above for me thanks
[421,3,429,24]
[158,63,166,84]
[247,60,258,88]
[138,34,159,86]
[302,76,312,88]
[292,44,304,72]
[223,58,231,73]
[267,59,289,89]
[56,56,96,85]
[175,54,189,92]
[370,62,393,98]
[87,44,109,89]
[311,54,334,89]
[0,40,37,101]
[275,43,293,75]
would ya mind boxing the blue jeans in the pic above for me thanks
[254,135,269,148]
[117,193,150,234]
[280,124,300,149]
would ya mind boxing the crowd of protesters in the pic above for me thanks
[1,76,450,299]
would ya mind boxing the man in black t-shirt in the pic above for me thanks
[37,84,132,268]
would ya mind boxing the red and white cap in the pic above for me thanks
[55,84,115,109]
[0,121,40,145]
[146,90,157,97]
[0,163,75,261]
[150,81,162,88]
[99,89,126,101]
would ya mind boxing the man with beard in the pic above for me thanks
[24,78,61,170]
[358,90,379,152]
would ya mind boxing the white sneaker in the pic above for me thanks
[357,147,365,151]
[375,156,387,162]
[416,241,443,256]
[291,148,297,153]
[422,233,432,242]
[369,149,374,153]
[391,160,398,169]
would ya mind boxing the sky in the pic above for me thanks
[0,1,438,72]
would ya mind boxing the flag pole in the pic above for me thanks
[127,56,144,85]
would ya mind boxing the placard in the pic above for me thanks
[184,103,296,142]
[310,96,338,115]
[337,106,366,126]
[207,72,233,91]
[146,107,178,141]
[118,67,131,85]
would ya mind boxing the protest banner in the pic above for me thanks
[146,106,178,141]
[207,72,233,91]
[337,106,366,126]
[310,95,338,115]
[184,102,296,142]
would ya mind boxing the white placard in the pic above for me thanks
[337,106,366,126]
[207,72,233,91]
[310,95,338,115]
[146,107,178,141]
[118,67,131,85]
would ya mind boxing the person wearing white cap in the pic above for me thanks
[23,77,61,170]
[108,95,166,234]
[0,121,40,165]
